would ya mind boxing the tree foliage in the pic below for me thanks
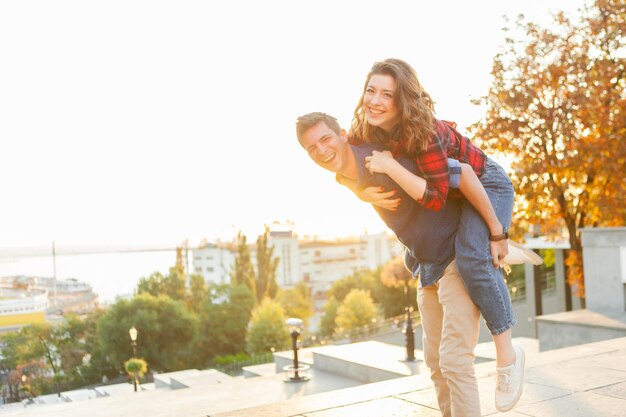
[471,1,626,296]
[380,256,413,288]
[335,289,378,337]
[326,266,415,319]
[254,225,280,302]
[124,357,148,387]
[245,298,290,355]
[136,266,185,301]
[276,281,314,326]
[229,228,280,304]
[319,297,339,338]
[194,283,255,366]
[230,231,257,299]
[0,313,104,400]
[96,294,197,372]
[327,269,378,303]
[186,274,208,313]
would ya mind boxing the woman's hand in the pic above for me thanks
[356,186,401,211]
[490,239,509,269]
[365,150,395,174]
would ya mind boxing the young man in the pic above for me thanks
[296,112,537,416]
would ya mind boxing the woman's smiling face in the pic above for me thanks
[363,73,401,132]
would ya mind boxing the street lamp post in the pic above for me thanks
[284,318,309,382]
[129,326,138,392]
[403,277,416,361]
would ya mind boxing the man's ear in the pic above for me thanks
[340,129,349,142]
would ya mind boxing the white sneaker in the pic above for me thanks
[503,240,543,266]
[495,346,525,412]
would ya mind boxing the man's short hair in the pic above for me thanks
[296,112,341,141]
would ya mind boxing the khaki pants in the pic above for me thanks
[418,260,481,417]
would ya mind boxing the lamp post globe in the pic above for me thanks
[129,326,138,357]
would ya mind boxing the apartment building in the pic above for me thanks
[191,242,235,286]
[192,231,403,296]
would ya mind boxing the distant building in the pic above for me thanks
[0,276,99,329]
[267,230,300,288]
[0,287,47,332]
[192,229,402,296]
[191,243,235,285]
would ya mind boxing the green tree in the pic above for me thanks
[335,289,378,339]
[73,309,119,385]
[325,267,407,318]
[164,265,186,301]
[186,274,208,313]
[245,298,290,354]
[471,1,626,296]
[319,297,339,338]
[0,312,109,399]
[0,331,46,401]
[231,231,257,299]
[327,269,378,303]
[276,281,314,326]
[53,314,103,390]
[136,271,166,297]
[193,283,256,367]
[19,323,64,397]
[96,294,197,372]
[254,225,280,302]
[136,266,186,301]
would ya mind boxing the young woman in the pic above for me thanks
[349,58,526,412]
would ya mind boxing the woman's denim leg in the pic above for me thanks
[455,159,516,335]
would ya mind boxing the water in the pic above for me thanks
[0,250,178,303]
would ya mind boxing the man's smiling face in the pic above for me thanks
[299,121,351,174]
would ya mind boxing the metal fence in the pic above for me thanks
[212,352,274,376]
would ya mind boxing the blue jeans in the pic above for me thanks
[455,158,516,335]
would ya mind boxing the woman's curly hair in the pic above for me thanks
[351,58,436,154]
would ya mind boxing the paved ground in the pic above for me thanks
[2,337,625,417]
[214,336,626,417]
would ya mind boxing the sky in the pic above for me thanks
[0,0,585,249]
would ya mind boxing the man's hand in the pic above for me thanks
[356,186,401,211]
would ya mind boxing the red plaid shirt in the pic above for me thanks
[350,119,487,211]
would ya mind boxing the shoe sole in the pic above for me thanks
[497,346,526,412]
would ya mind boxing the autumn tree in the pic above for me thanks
[379,256,417,318]
[471,0,626,297]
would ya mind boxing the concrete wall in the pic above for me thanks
[534,228,626,351]
[536,313,626,351]
[581,227,626,313]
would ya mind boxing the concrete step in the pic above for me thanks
[213,336,626,417]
